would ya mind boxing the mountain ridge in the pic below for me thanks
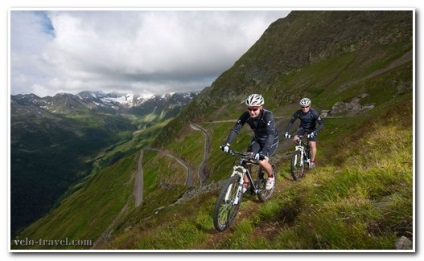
[12,91,198,114]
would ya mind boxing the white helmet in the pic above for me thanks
[299,98,311,107]
[245,94,264,106]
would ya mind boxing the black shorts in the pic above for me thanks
[295,128,317,142]
[247,139,279,157]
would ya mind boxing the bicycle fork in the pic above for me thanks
[295,145,306,167]
[303,149,310,164]
[229,166,246,205]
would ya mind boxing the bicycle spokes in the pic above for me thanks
[217,203,233,224]
[213,175,242,231]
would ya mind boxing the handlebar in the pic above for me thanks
[285,134,314,139]
[219,146,265,161]
[284,135,311,148]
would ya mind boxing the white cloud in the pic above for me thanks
[10,9,289,97]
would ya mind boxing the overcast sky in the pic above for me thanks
[10,10,289,97]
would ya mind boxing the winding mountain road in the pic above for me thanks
[149,148,195,186]
[134,122,211,204]
[133,150,144,207]
[132,148,195,209]
[189,123,211,184]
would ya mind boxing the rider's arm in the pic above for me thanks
[312,109,325,133]
[225,112,249,145]
[261,111,278,155]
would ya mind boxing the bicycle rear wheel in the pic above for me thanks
[257,164,277,202]
[291,150,305,180]
[213,175,243,232]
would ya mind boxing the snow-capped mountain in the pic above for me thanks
[11,91,198,115]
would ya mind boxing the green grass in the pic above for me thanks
[143,149,187,190]
[164,125,205,181]
[108,190,218,249]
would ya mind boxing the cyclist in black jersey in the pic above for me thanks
[284,98,325,168]
[221,94,279,191]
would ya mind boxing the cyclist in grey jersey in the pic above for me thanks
[222,94,279,191]
[284,98,325,168]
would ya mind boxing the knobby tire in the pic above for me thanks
[291,150,305,180]
[213,175,243,232]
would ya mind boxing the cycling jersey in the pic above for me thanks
[285,108,325,134]
[225,109,279,155]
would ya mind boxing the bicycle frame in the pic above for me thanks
[230,156,264,195]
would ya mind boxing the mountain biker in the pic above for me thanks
[221,94,279,192]
[284,98,325,168]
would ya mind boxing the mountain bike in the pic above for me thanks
[286,134,311,181]
[213,149,277,232]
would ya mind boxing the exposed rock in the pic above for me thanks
[395,236,413,250]
[331,94,374,116]
[169,181,224,207]
[320,110,331,117]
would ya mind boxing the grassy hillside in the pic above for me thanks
[101,94,412,250]
[11,10,414,251]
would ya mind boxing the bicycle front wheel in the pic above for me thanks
[291,150,305,180]
[213,175,243,232]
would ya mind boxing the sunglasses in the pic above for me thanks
[247,107,261,112]
[301,106,310,109]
